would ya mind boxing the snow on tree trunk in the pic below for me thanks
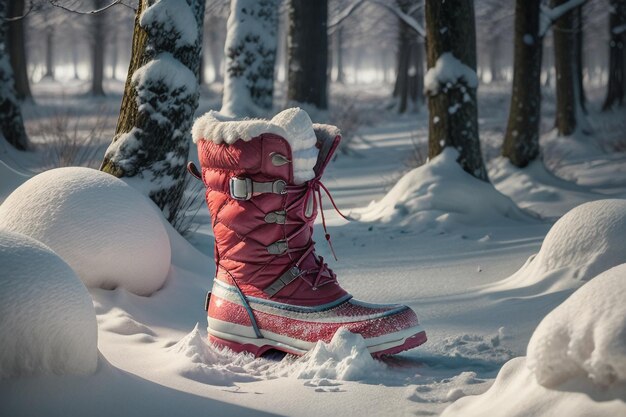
[0,0,29,151]
[7,0,31,101]
[221,0,279,117]
[101,0,205,223]
[603,0,626,110]
[424,0,488,182]
[502,0,542,168]
[287,0,328,109]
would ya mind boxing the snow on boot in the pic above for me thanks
[191,108,426,357]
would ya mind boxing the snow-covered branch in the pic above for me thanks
[539,0,587,38]
[613,23,626,35]
[370,0,426,39]
[49,0,136,15]
[328,0,367,34]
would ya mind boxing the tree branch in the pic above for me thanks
[328,0,367,34]
[539,0,587,38]
[3,1,34,21]
[49,0,136,15]
[369,0,426,39]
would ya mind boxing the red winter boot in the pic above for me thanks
[191,108,426,357]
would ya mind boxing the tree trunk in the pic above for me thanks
[0,0,29,150]
[91,0,106,96]
[7,0,32,101]
[393,0,420,113]
[287,0,328,109]
[73,43,81,79]
[489,35,501,82]
[335,26,345,83]
[221,0,279,116]
[603,0,626,110]
[502,0,542,168]
[552,0,581,135]
[425,0,487,181]
[101,0,205,223]
[110,31,118,80]
[575,6,586,112]
[44,29,54,79]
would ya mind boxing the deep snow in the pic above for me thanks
[0,167,171,296]
[0,229,97,379]
[1,81,625,417]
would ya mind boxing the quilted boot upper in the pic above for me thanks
[193,108,349,307]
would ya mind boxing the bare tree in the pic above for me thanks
[287,0,328,109]
[90,0,107,96]
[603,0,626,110]
[425,0,487,181]
[0,0,29,150]
[101,0,205,222]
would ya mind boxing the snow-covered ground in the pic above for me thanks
[1,80,625,417]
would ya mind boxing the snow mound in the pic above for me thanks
[287,328,387,381]
[353,148,531,230]
[166,324,259,386]
[0,167,171,296]
[0,229,97,379]
[488,199,626,294]
[443,267,626,417]
[527,263,626,387]
[441,357,626,417]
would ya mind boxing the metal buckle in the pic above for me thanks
[272,180,287,194]
[229,177,252,200]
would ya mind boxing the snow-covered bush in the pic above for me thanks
[0,167,171,296]
[353,148,531,229]
[527,263,626,387]
[488,199,626,293]
[0,229,97,379]
[441,264,626,417]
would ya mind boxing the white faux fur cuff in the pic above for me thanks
[192,108,318,184]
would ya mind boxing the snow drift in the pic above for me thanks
[0,229,98,379]
[353,148,531,229]
[442,264,626,417]
[0,167,171,296]
[486,199,626,294]
[527,263,626,388]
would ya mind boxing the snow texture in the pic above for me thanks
[443,264,626,417]
[527,263,626,387]
[353,148,531,229]
[441,357,626,417]
[140,0,198,49]
[487,199,626,294]
[192,107,319,184]
[288,328,387,381]
[221,0,279,117]
[0,229,97,379]
[424,52,479,95]
[0,167,171,296]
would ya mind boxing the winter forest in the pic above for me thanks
[1,0,626,416]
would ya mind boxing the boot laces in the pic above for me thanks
[279,174,350,290]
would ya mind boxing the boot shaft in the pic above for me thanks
[193,109,347,306]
